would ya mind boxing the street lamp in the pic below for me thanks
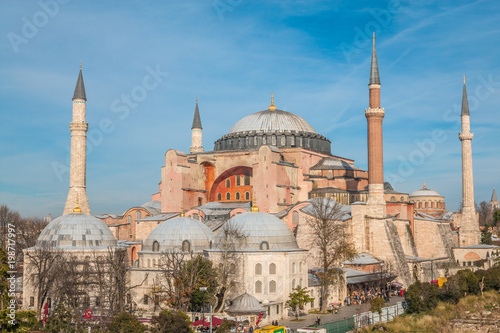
[200,287,207,329]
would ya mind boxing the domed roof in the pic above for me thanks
[143,216,214,252]
[214,212,299,251]
[36,213,117,249]
[228,109,317,135]
[410,184,441,197]
[226,292,266,315]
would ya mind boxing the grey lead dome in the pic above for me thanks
[215,212,299,251]
[36,213,117,249]
[229,109,317,134]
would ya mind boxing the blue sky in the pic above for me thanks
[1,0,499,218]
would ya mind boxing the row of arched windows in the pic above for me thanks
[151,240,191,252]
[225,171,251,188]
[217,191,251,201]
[412,201,445,209]
[255,263,276,275]
[255,280,277,293]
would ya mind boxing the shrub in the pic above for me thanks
[405,281,439,313]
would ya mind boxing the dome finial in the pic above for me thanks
[251,191,259,212]
[180,202,185,217]
[80,62,82,70]
[73,194,82,213]
[423,181,426,189]
[268,92,276,111]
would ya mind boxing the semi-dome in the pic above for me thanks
[142,216,214,252]
[214,212,299,251]
[214,98,331,154]
[410,183,442,197]
[36,213,117,249]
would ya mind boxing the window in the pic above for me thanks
[237,175,241,186]
[277,304,279,314]
[255,281,262,293]
[217,193,222,201]
[229,263,236,274]
[226,192,231,200]
[400,196,404,202]
[269,280,276,293]
[244,171,250,185]
[292,279,296,289]
[127,215,132,223]
[198,197,203,206]
[226,179,231,188]
[292,262,296,274]
[235,192,240,200]
[390,196,396,202]
[255,263,262,275]
[299,262,302,273]
[152,259,156,267]
[182,240,191,252]
[144,295,149,305]
[47,297,51,308]
[95,296,100,306]
[152,241,159,252]
[328,171,333,179]
[245,192,250,200]
[269,263,276,275]
[293,211,299,224]
[147,259,151,268]
[260,241,269,250]
[136,210,141,219]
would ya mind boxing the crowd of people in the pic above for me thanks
[344,285,403,306]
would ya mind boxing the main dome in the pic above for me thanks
[228,109,317,134]
[214,104,331,154]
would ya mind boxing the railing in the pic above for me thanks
[353,301,408,328]
[319,317,355,333]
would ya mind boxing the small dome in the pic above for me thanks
[226,292,266,315]
[229,109,317,135]
[410,187,441,197]
[214,212,299,251]
[36,213,117,249]
[143,217,214,252]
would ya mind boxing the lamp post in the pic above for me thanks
[200,287,207,329]
[379,263,384,295]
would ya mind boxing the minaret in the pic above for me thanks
[490,187,499,211]
[458,76,480,246]
[63,65,90,215]
[365,33,386,217]
[190,98,204,154]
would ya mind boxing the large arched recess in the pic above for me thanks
[209,166,253,202]
[201,162,216,192]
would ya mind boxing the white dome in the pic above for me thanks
[36,213,117,249]
[143,216,214,252]
[229,109,317,135]
[410,187,441,197]
[214,212,299,251]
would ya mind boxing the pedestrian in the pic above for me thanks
[249,325,254,333]
[318,317,321,325]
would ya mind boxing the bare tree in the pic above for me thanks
[213,222,247,313]
[477,201,492,226]
[15,217,48,262]
[24,245,61,320]
[0,205,22,251]
[305,197,357,313]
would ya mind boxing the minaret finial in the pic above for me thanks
[268,92,276,111]
[80,62,82,70]
[463,75,465,85]
[180,202,185,217]
[373,32,375,46]
[423,181,426,189]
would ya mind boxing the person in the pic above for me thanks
[249,325,253,333]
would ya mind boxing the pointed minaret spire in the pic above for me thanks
[73,64,86,101]
[461,75,469,116]
[369,33,381,85]
[491,187,498,204]
[268,92,276,110]
[190,98,204,154]
[64,65,90,215]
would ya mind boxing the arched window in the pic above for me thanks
[182,240,190,252]
[152,241,159,252]
[255,263,262,275]
[143,295,149,305]
[425,202,428,208]
[328,171,333,179]
[245,192,250,200]
[260,241,269,250]
[281,135,286,146]
[269,263,276,275]
[292,262,296,274]
[226,192,231,200]
[299,262,302,273]
[226,179,231,188]
[292,279,296,289]
[237,175,241,186]
[244,171,250,185]
[292,211,299,224]
[136,210,141,219]
[299,278,303,287]
[235,192,240,200]
[229,263,236,274]
[127,215,132,224]
[217,193,222,201]
[152,259,156,267]
[147,259,151,268]
[272,135,277,145]
[400,196,404,202]
[269,280,277,293]
[255,281,262,293]
[390,196,396,202]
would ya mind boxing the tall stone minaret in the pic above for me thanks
[458,76,480,246]
[490,187,499,211]
[63,65,90,215]
[190,98,204,154]
[365,33,386,217]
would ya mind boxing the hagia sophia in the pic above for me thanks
[22,36,499,324]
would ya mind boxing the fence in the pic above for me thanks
[319,317,355,333]
[353,301,408,328]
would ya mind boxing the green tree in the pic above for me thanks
[106,312,147,333]
[481,225,492,245]
[456,269,479,295]
[150,310,193,333]
[370,297,386,323]
[43,301,83,333]
[215,319,236,333]
[405,281,439,313]
[185,256,219,311]
[286,285,314,317]
[493,210,500,226]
